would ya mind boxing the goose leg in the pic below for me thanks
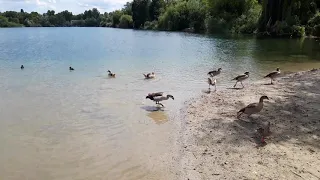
[241,81,244,88]
[214,84,216,91]
[270,79,273,84]
[233,81,238,88]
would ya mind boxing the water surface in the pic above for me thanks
[0,28,319,180]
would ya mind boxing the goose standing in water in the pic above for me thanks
[207,78,217,91]
[237,95,269,119]
[21,65,24,69]
[208,68,222,77]
[232,72,249,88]
[143,72,155,79]
[108,70,116,77]
[264,68,281,84]
[146,92,174,107]
[69,67,74,71]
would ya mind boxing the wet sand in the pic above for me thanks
[177,69,320,179]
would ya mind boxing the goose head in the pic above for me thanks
[218,68,222,71]
[244,72,250,75]
[276,67,280,71]
[167,95,174,100]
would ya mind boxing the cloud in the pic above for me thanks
[0,0,126,13]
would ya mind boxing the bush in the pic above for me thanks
[144,21,158,30]
[119,15,133,28]
[313,24,320,36]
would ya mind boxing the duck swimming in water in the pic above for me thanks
[143,72,155,79]
[21,65,24,69]
[69,67,74,71]
[108,70,116,77]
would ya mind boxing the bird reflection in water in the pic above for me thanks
[147,111,168,125]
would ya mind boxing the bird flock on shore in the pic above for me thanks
[20,64,281,144]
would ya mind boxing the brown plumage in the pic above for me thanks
[237,96,269,119]
[146,92,174,107]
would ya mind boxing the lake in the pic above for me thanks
[0,27,319,180]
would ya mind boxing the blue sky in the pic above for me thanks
[0,0,128,14]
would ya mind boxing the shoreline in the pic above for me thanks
[176,69,320,179]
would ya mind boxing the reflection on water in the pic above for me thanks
[0,28,319,180]
[147,111,169,125]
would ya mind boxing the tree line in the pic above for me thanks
[0,0,320,37]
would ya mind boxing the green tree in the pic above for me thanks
[149,0,165,21]
[132,0,150,29]
[119,14,133,28]
[112,10,123,27]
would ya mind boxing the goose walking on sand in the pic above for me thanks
[108,70,116,77]
[257,121,271,144]
[264,68,281,84]
[208,68,222,77]
[237,95,269,119]
[232,72,249,88]
[146,92,174,107]
[143,72,155,79]
[207,78,217,91]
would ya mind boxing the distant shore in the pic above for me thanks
[177,69,320,179]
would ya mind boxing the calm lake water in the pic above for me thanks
[0,27,319,180]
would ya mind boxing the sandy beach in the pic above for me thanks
[177,69,320,180]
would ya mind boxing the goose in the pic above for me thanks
[257,121,271,144]
[143,72,155,79]
[108,70,116,77]
[69,67,74,71]
[146,93,174,107]
[146,92,163,99]
[237,95,269,119]
[232,72,249,88]
[21,65,24,69]
[264,68,281,84]
[208,68,222,77]
[207,78,217,91]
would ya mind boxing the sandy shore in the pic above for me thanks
[177,69,320,180]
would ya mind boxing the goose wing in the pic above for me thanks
[264,71,279,78]
[148,92,163,97]
[239,102,258,112]
[232,74,246,81]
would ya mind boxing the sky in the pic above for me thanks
[0,0,128,14]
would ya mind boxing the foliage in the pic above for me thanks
[158,0,206,32]
[119,15,133,28]
[1,0,320,37]
[132,0,150,29]
[144,21,158,30]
